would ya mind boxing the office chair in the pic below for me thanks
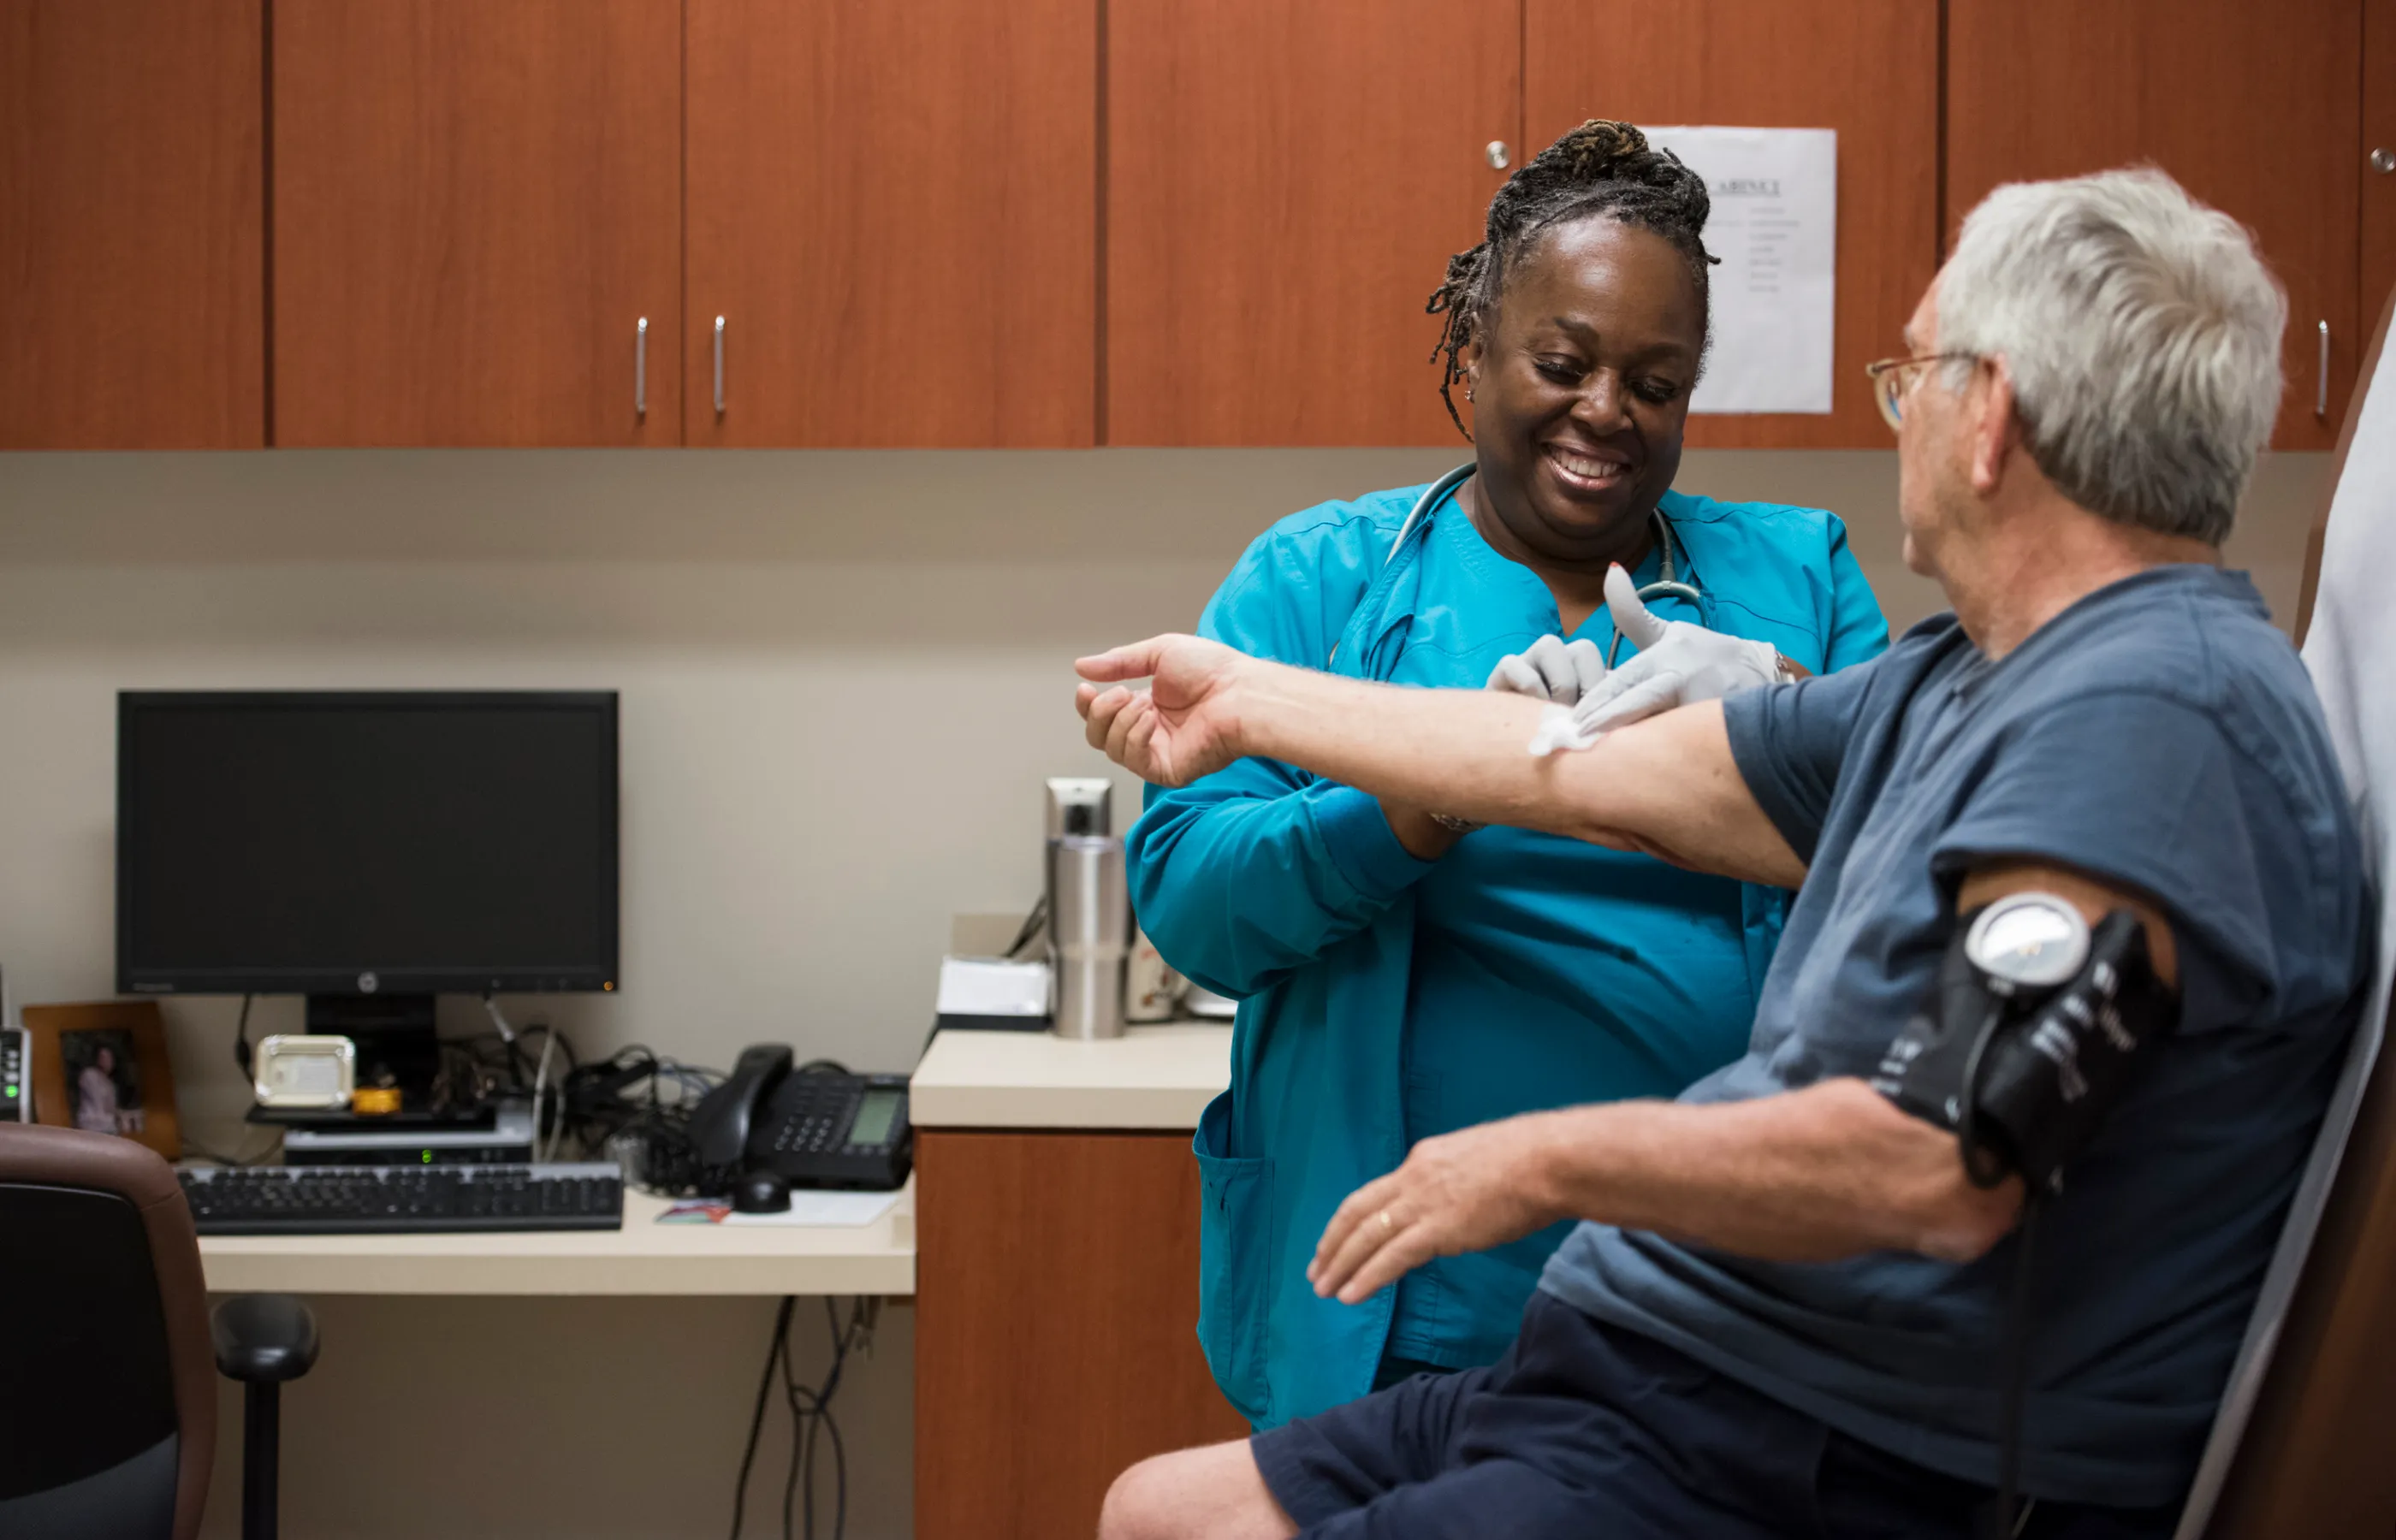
[0,1122,318,1540]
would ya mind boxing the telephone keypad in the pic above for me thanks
[768,1081,857,1156]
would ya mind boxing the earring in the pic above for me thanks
[1466,387,1475,402]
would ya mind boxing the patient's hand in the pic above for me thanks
[1308,1114,1569,1306]
[1076,633,1254,786]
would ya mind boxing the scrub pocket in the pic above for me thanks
[1192,1089,1274,1424]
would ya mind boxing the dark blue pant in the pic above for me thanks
[1252,1293,2179,1539]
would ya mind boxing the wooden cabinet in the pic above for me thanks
[685,0,1097,447]
[270,0,681,447]
[1947,0,2364,449]
[1106,0,1521,447]
[0,0,264,449]
[2365,0,2396,317]
[915,1130,1247,1540]
[10,3,2387,453]
[1526,0,1937,450]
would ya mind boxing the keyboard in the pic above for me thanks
[180,1163,625,1235]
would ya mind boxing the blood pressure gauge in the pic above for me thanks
[1964,892,2091,994]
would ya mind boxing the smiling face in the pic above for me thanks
[1464,217,1705,566]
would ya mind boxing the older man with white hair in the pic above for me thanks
[1074,168,2370,1540]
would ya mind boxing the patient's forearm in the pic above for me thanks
[1233,662,1804,887]
[1528,1079,2021,1264]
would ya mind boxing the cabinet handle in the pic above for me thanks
[1486,140,1510,169]
[704,316,723,418]
[2317,320,2329,419]
[2373,147,2395,175]
[635,317,649,418]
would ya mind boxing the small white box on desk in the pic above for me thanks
[934,956,1051,1033]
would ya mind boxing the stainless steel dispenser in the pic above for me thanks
[1045,777,1129,1040]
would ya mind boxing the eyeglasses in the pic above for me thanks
[1863,352,1975,432]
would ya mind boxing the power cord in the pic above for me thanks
[1002,894,1048,959]
[231,992,254,1075]
[729,1296,877,1540]
[554,1044,725,1194]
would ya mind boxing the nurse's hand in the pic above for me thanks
[1567,566,1794,734]
[1076,633,1250,785]
[1486,635,1609,705]
[1308,1114,1568,1306]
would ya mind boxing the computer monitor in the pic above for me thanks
[116,691,619,1110]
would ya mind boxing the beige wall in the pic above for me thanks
[0,447,2328,1538]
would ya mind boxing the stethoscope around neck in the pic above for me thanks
[1389,464,1705,667]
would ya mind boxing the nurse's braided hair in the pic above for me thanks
[1427,120,1717,439]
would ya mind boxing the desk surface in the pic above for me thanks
[199,1180,916,1297]
[910,1023,1231,1131]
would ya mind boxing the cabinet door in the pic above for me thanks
[915,1131,1248,1540]
[2365,0,2396,316]
[272,0,680,447]
[0,0,264,448]
[685,0,1096,447]
[1106,0,1521,446]
[1527,0,1936,449]
[1948,0,2363,449]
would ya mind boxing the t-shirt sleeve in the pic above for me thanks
[1928,690,2280,1033]
[1721,654,1885,864]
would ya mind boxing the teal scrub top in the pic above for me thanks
[1128,472,1889,1428]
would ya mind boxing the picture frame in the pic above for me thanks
[23,1000,181,1162]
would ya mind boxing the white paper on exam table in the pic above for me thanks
[1640,126,1838,415]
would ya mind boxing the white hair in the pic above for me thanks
[1935,167,2286,544]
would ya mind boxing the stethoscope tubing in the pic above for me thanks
[1387,465,1704,667]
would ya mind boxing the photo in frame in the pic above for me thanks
[23,1000,181,1162]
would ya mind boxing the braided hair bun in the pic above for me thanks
[1427,119,1717,437]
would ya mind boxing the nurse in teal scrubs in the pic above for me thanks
[1127,121,1889,1428]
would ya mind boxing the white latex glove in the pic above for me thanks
[1554,566,1781,742]
[1490,635,1616,759]
[1485,634,1610,704]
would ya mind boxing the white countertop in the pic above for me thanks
[199,1180,916,1296]
[910,1023,1232,1130]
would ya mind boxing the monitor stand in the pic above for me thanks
[240,994,505,1132]
[294,992,480,1127]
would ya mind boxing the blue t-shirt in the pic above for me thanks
[1537,565,2369,1508]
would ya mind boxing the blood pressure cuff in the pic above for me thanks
[1873,908,2177,1191]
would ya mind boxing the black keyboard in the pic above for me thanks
[180,1163,624,1235]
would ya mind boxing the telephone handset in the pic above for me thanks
[689,1044,913,1192]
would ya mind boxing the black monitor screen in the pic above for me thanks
[117,692,618,996]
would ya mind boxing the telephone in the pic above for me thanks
[688,1045,913,1192]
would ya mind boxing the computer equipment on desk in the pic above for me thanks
[271,1099,537,1167]
[179,1162,624,1235]
[116,690,619,1123]
[1,1025,26,1122]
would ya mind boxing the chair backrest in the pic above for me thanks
[0,1122,215,1540]
[2175,281,2396,1537]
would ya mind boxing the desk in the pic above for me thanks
[909,1021,1231,1128]
[911,1025,1242,1540]
[197,1180,916,1297]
